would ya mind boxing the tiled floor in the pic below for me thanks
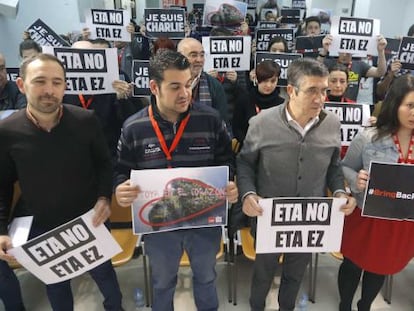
[2,253,414,310]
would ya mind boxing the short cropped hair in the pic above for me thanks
[305,16,321,28]
[19,39,41,58]
[328,63,349,81]
[149,49,190,85]
[268,36,288,52]
[287,57,328,88]
[20,53,66,80]
[256,60,281,83]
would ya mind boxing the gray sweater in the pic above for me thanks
[237,103,345,200]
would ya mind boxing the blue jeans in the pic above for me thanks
[144,227,222,311]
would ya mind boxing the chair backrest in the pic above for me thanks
[240,227,256,261]
[109,195,133,229]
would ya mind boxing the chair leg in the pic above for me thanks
[308,253,318,303]
[383,274,393,304]
[226,236,233,303]
[142,249,151,307]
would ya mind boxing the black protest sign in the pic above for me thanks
[145,8,186,38]
[6,68,19,81]
[87,9,131,42]
[363,162,414,221]
[256,28,294,51]
[27,19,70,47]
[257,21,279,29]
[324,103,370,146]
[292,0,306,9]
[398,36,414,70]
[255,52,302,86]
[280,8,301,24]
[203,36,251,71]
[256,197,345,253]
[132,60,150,97]
[384,38,401,62]
[294,35,324,57]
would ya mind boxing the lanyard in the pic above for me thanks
[392,133,414,163]
[148,105,190,168]
[78,94,94,109]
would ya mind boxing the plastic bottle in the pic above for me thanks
[297,292,308,311]
[133,287,145,310]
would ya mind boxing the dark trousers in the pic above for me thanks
[338,257,385,311]
[249,253,311,311]
[0,260,25,311]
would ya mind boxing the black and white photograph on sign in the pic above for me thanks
[385,37,401,61]
[324,102,371,147]
[203,36,251,71]
[203,0,247,27]
[130,166,229,234]
[256,197,346,253]
[329,16,380,57]
[255,51,302,86]
[257,21,279,29]
[362,161,414,221]
[310,8,332,34]
[255,28,294,51]
[398,36,414,71]
[42,46,119,95]
[292,0,306,9]
[6,67,19,81]
[280,8,301,24]
[256,0,280,22]
[8,210,121,285]
[132,60,150,97]
[85,9,131,42]
[27,19,70,47]
[144,8,186,38]
[188,3,204,26]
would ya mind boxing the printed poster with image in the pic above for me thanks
[130,166,229,234]
[203,0,247,27]
[362,161,414,221]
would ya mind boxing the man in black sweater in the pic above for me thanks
[0,54,123,310]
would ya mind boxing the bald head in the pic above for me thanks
[177,38,205,78]
[71,40,94,49]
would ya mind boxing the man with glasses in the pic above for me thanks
[237,58,356,311]
[0,53,26,112]
[177,38,229,125]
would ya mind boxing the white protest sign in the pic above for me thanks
[256,197,346,253]
[9,210,121,284]
[329,16,380,56]
[324,102,371,146]
[43,46,118,95]
[85,9,131,42]
[203,36,251,72]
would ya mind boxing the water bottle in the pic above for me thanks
[297,292,308,311]
[133,287,145,310]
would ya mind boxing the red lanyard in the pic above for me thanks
[393,133,414,163]
[148,105,190,168]
[78,94,94,109]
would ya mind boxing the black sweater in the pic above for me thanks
[0,105,113,234]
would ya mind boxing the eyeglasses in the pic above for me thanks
[295,86,328,97]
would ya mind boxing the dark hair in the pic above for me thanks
[209,27,233,37]
[305,16,321,28]
[19,53,66,80]
[153,37,176,55]
[287,57,328,88]
[90,38,111,48]
[375,75,414,140]
[328,63,349,81]
[268,36,288,52]
[256,60,281,83]
[149,49,190,85]
[19,39,41,57]
[408,24,414,37]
